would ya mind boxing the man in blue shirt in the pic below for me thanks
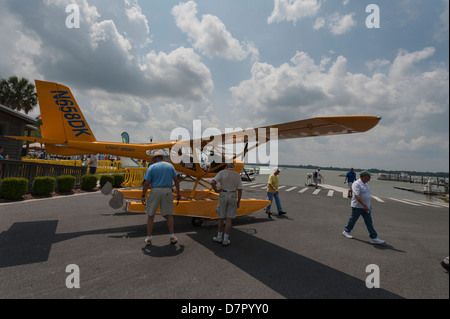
[141,152,181,246]
[344,168,357,198]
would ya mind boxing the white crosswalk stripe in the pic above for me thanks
[397,199,444,208]
[388,198,421,206]
[372,196,385,203]
[411,199,449,208]
[243,183,447,208]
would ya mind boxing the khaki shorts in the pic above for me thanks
[216,191,238,219]
[145,188,174,217]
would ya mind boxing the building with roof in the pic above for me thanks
[0,104,38,160]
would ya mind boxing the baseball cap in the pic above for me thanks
[360,171,373,177]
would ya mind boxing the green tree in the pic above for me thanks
[0,76,37,114]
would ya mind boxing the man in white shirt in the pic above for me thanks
[342,171,385,245]
[211,162,243,246]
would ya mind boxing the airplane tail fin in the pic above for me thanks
[35,80,96,143]
[7,81,99,156]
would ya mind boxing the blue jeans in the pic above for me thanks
[266,192,283,212]
[344,207,378,239]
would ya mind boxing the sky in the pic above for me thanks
[0,0,448,172]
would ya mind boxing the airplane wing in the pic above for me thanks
[180,115,381,148]
[267,115,381,140]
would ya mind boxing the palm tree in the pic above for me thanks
[0,76,37,114]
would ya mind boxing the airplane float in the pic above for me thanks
[7,80,381,226]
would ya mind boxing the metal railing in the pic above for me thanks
[123,167,147,188]
[0,160,88,190]
[21,158,126,173]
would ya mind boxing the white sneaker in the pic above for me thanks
[370,237,385,245]
[342,231,353,239]
[222,239,231,246]
[213,237,222,243]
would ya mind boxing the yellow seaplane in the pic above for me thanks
[7,80,381,225]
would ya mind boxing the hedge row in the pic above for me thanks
[0,174,124,200]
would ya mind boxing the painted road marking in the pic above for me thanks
[388,198,421,206]
[372,196,385,203]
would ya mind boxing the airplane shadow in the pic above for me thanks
[0,221,59,269]
[187,228,403,299]
[0,215,268,269]
[0,220,145,269]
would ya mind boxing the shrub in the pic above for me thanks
[0,177,28,200]
[81,174,98,191]
[100,175,114,189]
[32,177,55,196]
[57,175,76,193]
[112,174,124,188]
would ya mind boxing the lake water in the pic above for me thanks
[246,165,447,203]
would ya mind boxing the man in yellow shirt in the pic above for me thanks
[265,168,287,218]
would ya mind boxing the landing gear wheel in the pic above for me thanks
[191,217,204,227]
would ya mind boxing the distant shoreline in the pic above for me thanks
[246,163,449,178]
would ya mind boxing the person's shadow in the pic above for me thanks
[141,244,185,257]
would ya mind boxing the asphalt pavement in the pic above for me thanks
[0,182,448,300]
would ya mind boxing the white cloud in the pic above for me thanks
[0,0,213,103]
[230,47,449,169]
[0,0,217,147]
[314,11,356,35]
[231,47,447,117]
[389,47,436,80]
[140,47,214,102]
[313,17,325,30]
[327,12,356,35]
[90,20,132,55]
[172,1,259,61]
[267,0,322,24]
[434,0,449,42]
[0,2,43,80]
[124,0,151,47]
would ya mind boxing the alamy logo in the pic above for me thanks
[365,264,380,289]
[66,4,80,29]
[66,264,80,289]
[169,120,279,167]
[366,4,380,29]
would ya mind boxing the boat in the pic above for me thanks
[378,172,411,182]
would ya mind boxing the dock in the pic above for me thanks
[0,181,448,300]
[393,186,441,196]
